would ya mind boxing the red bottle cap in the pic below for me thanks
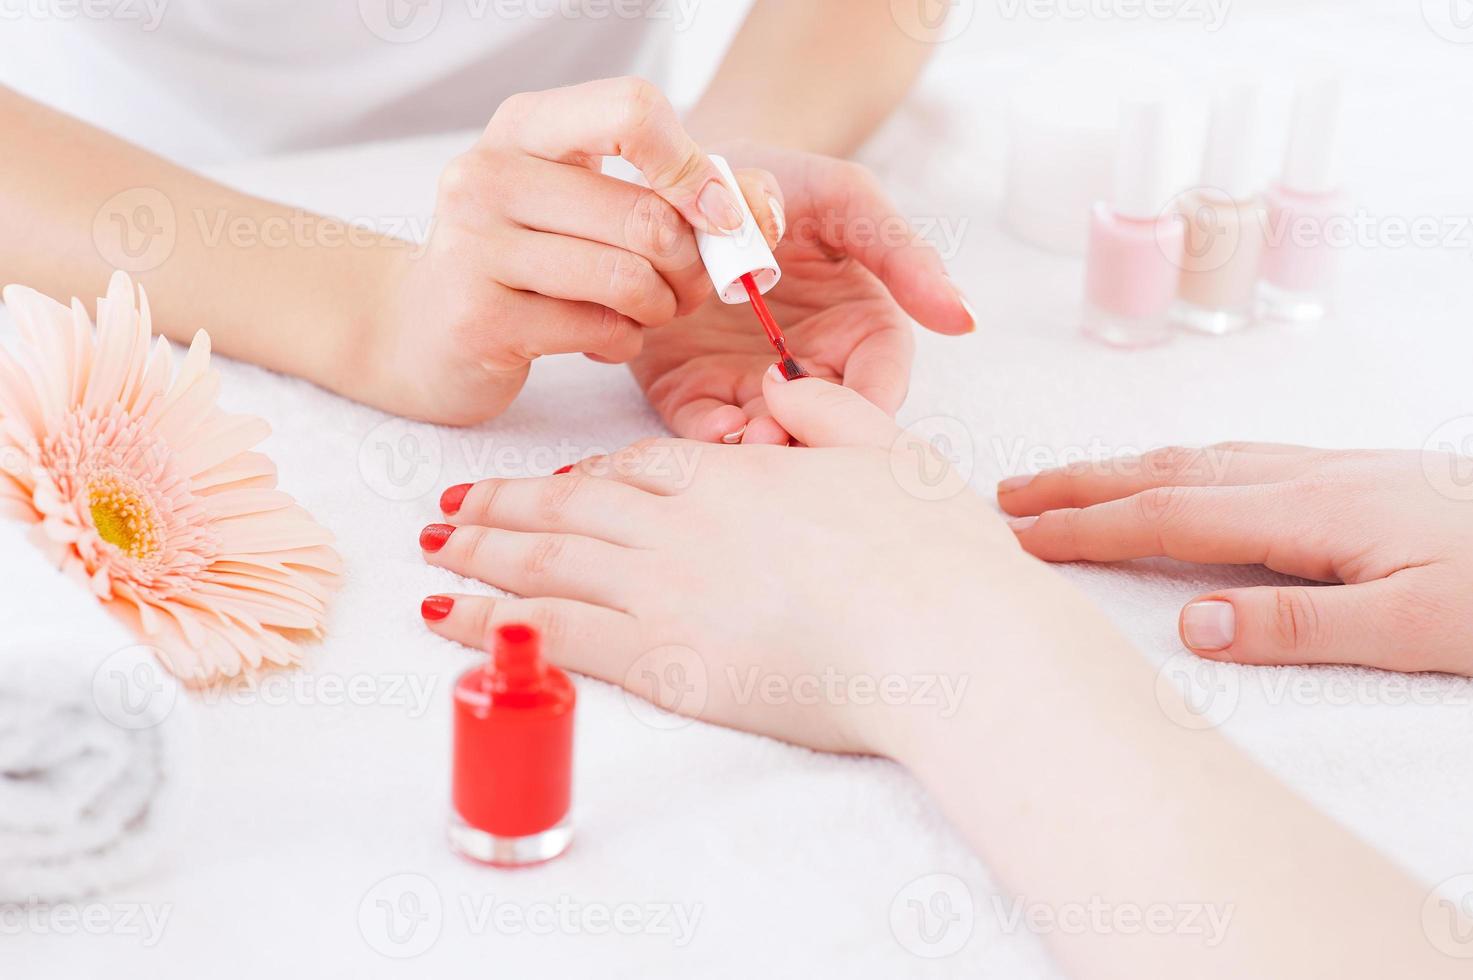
[449,624,575,866]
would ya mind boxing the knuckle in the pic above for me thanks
[463,527,496,568]
[522,534,567,578]
[595,305,630,355]
[600,250,653,305]
[629,191,683,261]
[437,153,478,200]
[476,479,508,523]
[490,91,534,129]
[1134,485,1188,526]
[536,473,588,525]
[1273,587,1324,652]
[614,76,666,131]
[1142,445,1201,480]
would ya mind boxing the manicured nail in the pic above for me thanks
[439,483,471,515]
[421,595,454,621]
[1182,600,1236,652]
[998,474,1035,494]
[722,426,747,445]
[1007,516,1037,533]
[554,465,574,475]
[767,195,786,242]
[951,280,977,333]
[419,523,454,553]
[698,178,744,232]
[765,363,788,384]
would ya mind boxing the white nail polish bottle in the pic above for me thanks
[695,155,782,304]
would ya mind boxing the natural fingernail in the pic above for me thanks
[419,523,455,553]
[722,426,748,445]
[1182,600,1236,652]
[698,179,744,232]
[951,280,977,332]
[998,474,1035,493]
[439,483,472,515]
[767,195,786,242]
[765,363,788,385]
[1007,516,1037,533]
[421,595,454,621]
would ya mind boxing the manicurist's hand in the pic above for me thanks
[630,140,975,444]
[999,444,1473,675]
[362,77,785,425]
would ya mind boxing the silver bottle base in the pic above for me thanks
[1256,281,1327,323]
[448,813,572,867]
[1171,301,1252,336]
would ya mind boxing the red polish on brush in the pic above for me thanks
[449,624,575,867]
[697,155,809,381]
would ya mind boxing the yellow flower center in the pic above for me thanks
[87,472,163,561]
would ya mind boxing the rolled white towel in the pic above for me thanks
[0,636,191,903]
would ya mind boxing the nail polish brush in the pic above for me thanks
[697,156,809,380]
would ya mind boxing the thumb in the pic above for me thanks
[761,367,899,449]
[1178,572,1454,672]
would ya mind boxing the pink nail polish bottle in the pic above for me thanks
[1083,98,1184,348]
[1171,84,1267,336]
[1257,76,1346,323]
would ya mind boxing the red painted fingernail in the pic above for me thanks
[554,465,574,475]
[421,595,454,621]
[439,483,472,515]
[419,523,454,553]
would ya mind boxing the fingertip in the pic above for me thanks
[695,404,748,444]
[740,415,790,446]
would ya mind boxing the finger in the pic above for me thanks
[997,445,1313,517]
[734,168,785,249]
[639,355,757,444]
[761,367,900,449]
[1010,484,1297,567]
[500,158,710,315]
[840,324,915,416]
[1179,571,1463,672]
[438,474,662,547]
[568,440,707,496]
[499,290,643,362]
[488,77,745,234]
[496,230,675,326]
[420,523,636,608]
[739,410,791,447]
[797,165,972,336]
[420,593,639,666]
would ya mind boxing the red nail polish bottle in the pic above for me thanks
[449,624,575,867]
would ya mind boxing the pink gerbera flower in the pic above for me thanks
[0,272,341,684]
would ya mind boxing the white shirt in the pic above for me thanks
[0,0,688,165]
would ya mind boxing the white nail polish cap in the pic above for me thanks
[1199,82,1259,201]
[1280,75,1343,195]
[1111,98,1176,221]
[696,155,781,305]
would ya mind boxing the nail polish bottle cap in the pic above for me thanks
[1280,75,1343,195]
[1199,82,1258,201]
[1111,98,1177,221]
[695,155,782,305]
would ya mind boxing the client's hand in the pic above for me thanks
[362,77,783,426]
[419,370,1033,756]
[998,445,1473,675]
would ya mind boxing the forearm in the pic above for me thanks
[899,557,1458,979]
[686,0,936,155]
[0,86,400,395]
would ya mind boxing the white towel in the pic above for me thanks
[0,628,191,904]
